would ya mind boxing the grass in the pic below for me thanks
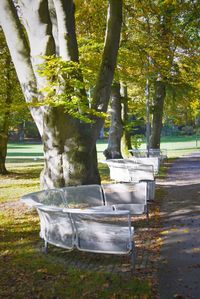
[6,135,200,164]
[140,135,200,158]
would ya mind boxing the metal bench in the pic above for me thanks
[102,159,156,201]
[102,182,150,220]
[61,184,105,208]
[25,202,136,271]
[129,148,167,164]
[130,157,160,175]
[20,188,67,208]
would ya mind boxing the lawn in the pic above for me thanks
[6,135,200,164]
[140,135,200,158]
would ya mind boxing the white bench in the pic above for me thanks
[102,159,156,201]
[23,199,135,270]
[130,157,160,175]
[129,148,167,163]
[103,159,154,182]
[21,185,141,272]
[102,182,149,220]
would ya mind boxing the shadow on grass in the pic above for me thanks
[6,158,44,164]
[98,163,110,182]
[2,167,43,180]
[7,152,43,157]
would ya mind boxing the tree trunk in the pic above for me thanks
[150,78,166,149]
[0,0,122,188]
[92,0,123,137]
[0,130,9,175]
[0,55,12,174]
[41,107,100,188]
[103,83,123,159]
[121,84,132,157]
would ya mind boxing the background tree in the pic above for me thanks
[103,83,123,159]
[0,27,28,174]
[118,0,200,150]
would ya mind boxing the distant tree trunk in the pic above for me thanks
[0,0,122,188]
[150,77,166,149]
[150,12,172,150]
[0,125,9,175]
[121,84,132,157]
[18,122,25,142]
[103,83,123,159]
[0,55,12,174]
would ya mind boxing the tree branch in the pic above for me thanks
[92,0,123,113]
[0,0,43,135]
[53,0,79,61]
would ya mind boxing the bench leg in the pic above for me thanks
[146,205,150,228]
[130,241,136,274]
[43,240,48,254]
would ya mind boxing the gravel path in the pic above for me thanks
[158,153,200,299]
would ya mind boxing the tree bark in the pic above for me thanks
[41,108,100,187]
[103,83,123,159]
[150,78,166,149]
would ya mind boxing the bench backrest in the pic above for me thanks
[61,185,104,208]
[21,189,66,208]
[129,148,167,159]
[103,159,154,182]
[130,157,160,174]
[37,206,75,250]
[123,159,154,181]
[108,161,130,182]
[67,208,134,255]
[102,182,148,205]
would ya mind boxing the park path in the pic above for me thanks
[158,153,200,299]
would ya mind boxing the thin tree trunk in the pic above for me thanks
[0,55,12,174]
[0,124,9,175]
[121,83,132,157]
[150,78,166,149]
[103,83,123,159]
[92,0,123,138]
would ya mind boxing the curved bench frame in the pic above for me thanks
[34,205,135,271]
[21,182,152,272]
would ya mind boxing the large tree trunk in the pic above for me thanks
[103,83,123,159]
[41,107,100,188]
[0,0,122,188]
[150,78,166,149]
